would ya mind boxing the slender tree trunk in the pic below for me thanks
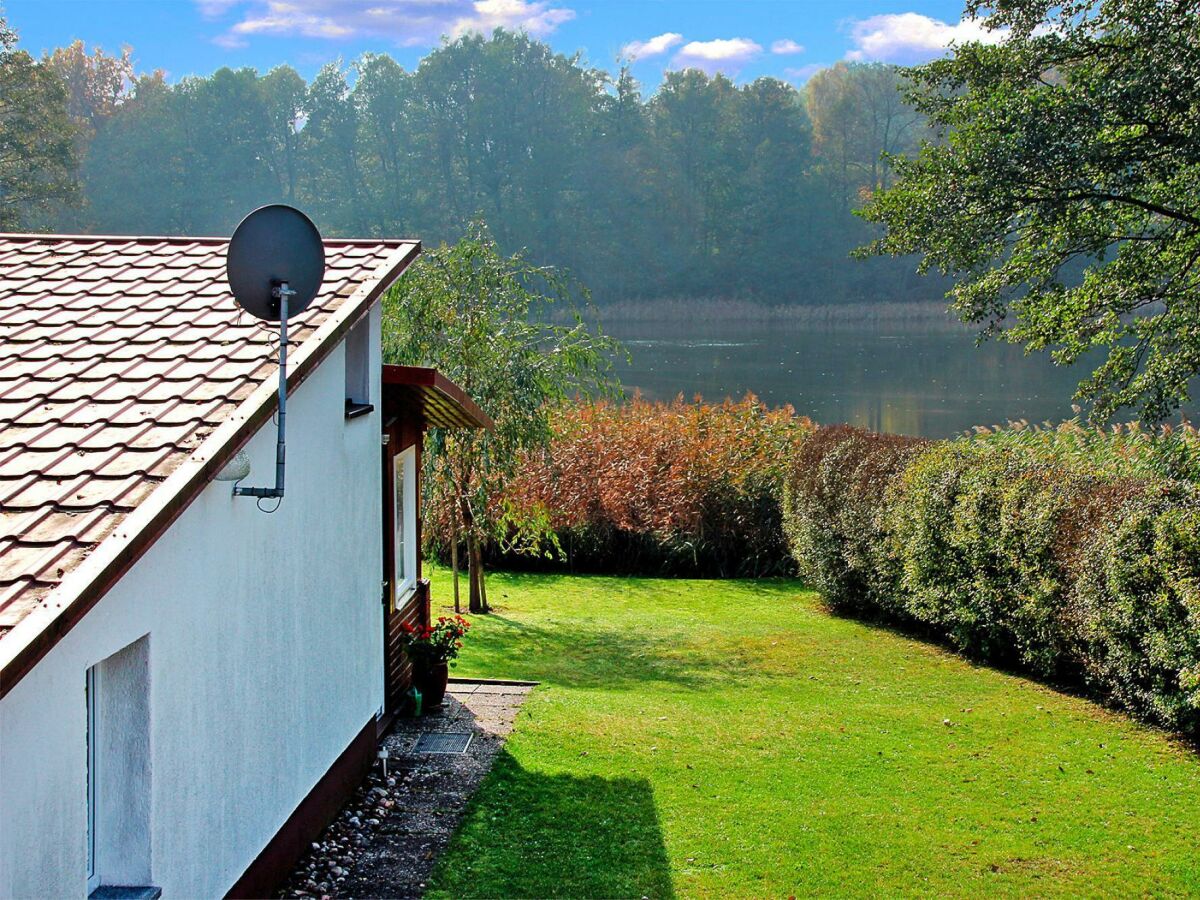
[450,488,461,614]
[462,497,485,614]
[467,532,484,614]
[478,549,489,613]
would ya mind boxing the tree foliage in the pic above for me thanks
[16,25,933,306]
[382,221,620,612]
[43,40,134,140]
[0,9,77,230]
[860,0,1200,421]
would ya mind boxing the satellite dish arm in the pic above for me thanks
[234,282,293,500]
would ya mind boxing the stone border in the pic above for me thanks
[279,682,531,899]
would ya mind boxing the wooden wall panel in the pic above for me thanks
[383,580,430,714]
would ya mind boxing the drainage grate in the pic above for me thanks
[413,731,473,754]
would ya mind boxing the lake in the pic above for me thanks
[609,317,1110,439]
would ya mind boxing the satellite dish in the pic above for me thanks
[226,204,325,321]
[224,204,326,505]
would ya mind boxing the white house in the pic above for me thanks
[0,229,490,898]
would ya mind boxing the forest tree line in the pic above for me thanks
[6,23,941,306]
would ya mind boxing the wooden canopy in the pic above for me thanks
[381,365,493,430]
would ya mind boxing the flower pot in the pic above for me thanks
[412,661,449,709]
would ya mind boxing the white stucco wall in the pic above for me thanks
[0,303,385,899]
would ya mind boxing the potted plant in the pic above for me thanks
[398,615,471,709]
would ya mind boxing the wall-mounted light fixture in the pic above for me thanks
[215,450,251,483]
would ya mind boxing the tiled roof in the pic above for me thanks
[0,233,418,660]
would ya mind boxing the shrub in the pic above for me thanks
[785,423,1200,735]
[888,444,1112,675]
[964,418,1200,482]
[781,426,926,616]
[1070,487,1200,732]
[491,395,812,576]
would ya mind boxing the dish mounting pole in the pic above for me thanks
[234,281,292,499]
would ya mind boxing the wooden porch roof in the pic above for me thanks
[381,365,493,430]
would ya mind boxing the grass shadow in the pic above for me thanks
[426,749,674,899]
[432,569,809,607]
[483,569,806,596]
[821,599,1200,752]
[434,569,811,692]
[464,612,784,691]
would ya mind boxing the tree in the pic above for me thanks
[732,77,812,295]
[353,53,416,235]
[259,65,306,204]
[175,67,284,233]
[570,65,659,298]
[47,26,940,308]
[800,62,937,305]
[806,63,923,206]
[302,61,367,234]
[860,0,1200,421]
[406,31,605,266]
[82,72,190,234]
[0,10,78,230]
[43,40,134,140]
[382,221,620,613]
[647,70,740,289]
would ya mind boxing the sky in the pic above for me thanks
[5,0,1001,86]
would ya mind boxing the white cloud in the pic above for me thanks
[212,32,250,48]
[670,37,763,75]
[770,39,804,55]
[845,12,1004,63]
[207,0,575,47]
[197,0,241,18]
[621,32,683,61]
[455,0,574,37]
[783,63,823,83]
[230,3,354,39]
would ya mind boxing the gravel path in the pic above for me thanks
[280,681,532,899]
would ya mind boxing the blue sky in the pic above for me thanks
[5,1,996,85]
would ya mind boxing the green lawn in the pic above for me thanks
[425,571,1200,898]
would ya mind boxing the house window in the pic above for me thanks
[344,317,372,419]
[86,636,153,897]
[394,446,417,603]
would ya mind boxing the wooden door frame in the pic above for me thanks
[381,414,426,718]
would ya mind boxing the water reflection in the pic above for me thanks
[609,319,1157,439]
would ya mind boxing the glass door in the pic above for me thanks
[393,446,417,602]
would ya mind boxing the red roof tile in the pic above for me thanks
[0,232,418,661]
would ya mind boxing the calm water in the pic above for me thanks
[610,318,1104,439]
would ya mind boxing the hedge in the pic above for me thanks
[783,425,1200,734]
[781,425,926,616]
